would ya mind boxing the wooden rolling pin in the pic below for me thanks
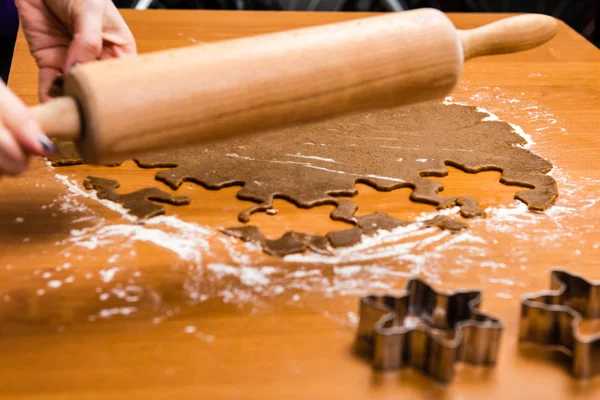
[30,9,557,164]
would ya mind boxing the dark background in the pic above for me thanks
[1,0,599,83]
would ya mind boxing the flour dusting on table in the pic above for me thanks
[45,92,600,326]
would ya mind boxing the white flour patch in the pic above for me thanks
[54,174,219,264]
[286,154,337,163]
[184,325,197,334]
[479,107,535,150]
[47,280,62,289]
[231,153,406,183]
[207,263,240,278]
[240,267,275,286]
[55,174,136,222]
[445,86,568,136]
[286,269,322,278]
[94,307,138,320]
[334,266,362,278]
[443,98,535,149]
[99,267,120,283]
[487,278,515,286]
[63,223,209,263]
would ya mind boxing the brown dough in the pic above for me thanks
[83,177,190,220]
[325,228,364,249]
[131,102,556,219]
[54,102,557,256]
[425,215,468,231]
[51,142,122,167]
[223,213,466,254]
[51,142,85,166]
[222,226,330,257]
[321,213,465,250]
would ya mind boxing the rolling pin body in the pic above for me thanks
[32,9,557,164]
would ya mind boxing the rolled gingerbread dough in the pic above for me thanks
[53,101,557,256]
[84,177,190,220]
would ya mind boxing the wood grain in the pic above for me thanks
[458,13,557,60]
[4,10,600,399]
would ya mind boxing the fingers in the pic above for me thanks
[0,85,29,175]
[64,0,106,71]
[108,3,137,54]
[0,83,56,176]
[102,2,137,57]
[21,0,137,105]
[0,125,29,176]
[99,34,136,60]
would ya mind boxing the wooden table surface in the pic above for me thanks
[4,10,600,399]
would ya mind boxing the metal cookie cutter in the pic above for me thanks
[356,278,503,383]
[519,269,600,379]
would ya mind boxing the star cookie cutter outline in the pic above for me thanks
[519,269,600,379]
[355,278,503,383]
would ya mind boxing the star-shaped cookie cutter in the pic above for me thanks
[356,278,503,383]
[519,269,600,379]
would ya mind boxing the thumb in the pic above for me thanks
[63,0,106,72]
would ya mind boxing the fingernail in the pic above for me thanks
[69,62,79,73]
[39,134,59,155]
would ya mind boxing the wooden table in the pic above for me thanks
[4,10,600,399]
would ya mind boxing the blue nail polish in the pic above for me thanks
[39,134,58,154]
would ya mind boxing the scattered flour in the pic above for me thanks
[45,92,600,320]
[95,307,138,319]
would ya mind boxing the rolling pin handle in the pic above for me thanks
[458,14,558,61]
[30,97,82,141]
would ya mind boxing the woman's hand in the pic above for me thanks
[0,0,136,175]
[0,81,50,175]
[16,0,137,102]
